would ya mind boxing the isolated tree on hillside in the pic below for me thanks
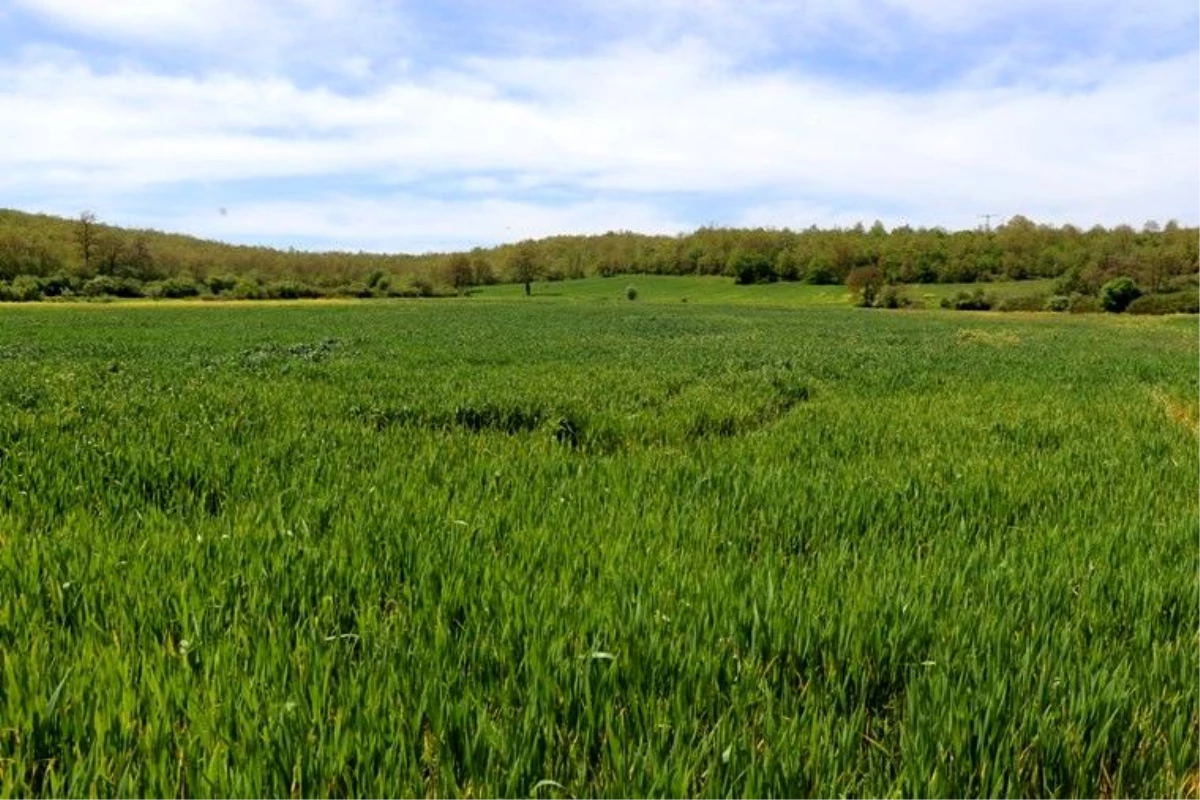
[508,241,540,296]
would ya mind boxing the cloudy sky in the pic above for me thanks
[2,1,1197,252]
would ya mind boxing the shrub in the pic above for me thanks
[875,284,909,309]
[1165,273,1199,293]
[40,272,79,297]
[206,275,239,295]
[1099,276,1141,312]
[1053,266,1089,296]
[1126,292,1199,315]
[83,275,144,298]
[0,275,43,302]
[333,282,375,298]
[264,280,322,300]
[1068,293,1101,313]
[408,277,435,298]
[941,288,993,311]
[1045,295,1071,312]
[730,249,774,285]
[147,277,202,299]
[385,277,452,298]
[626,285,638,301]
[385,283,421,298]
[228,279,264,300]
[996,293,1049,312]
[846,266,882,307]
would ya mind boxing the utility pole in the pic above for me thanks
[979,213,1000,233]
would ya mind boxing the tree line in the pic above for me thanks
[0,208,1195,305]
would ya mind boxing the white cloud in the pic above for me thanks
[11,0,409,73]
[141,195,692,253]
[2,3,1196,250]
[571,0,1198,63]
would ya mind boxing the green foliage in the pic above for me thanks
[147,277,203,299]
[444,253,474,293]
[875,284,910,309]
[335,282,377,299]
[228,278,265,300]
[625,285,638,301]
[0,275,43,302]
[0,302,1193,797]
[940,288,994,311]
[729,247,775,285]
[206,274,239,295]
[0,209,1197,302]
[846,266,883,307]
[508,241,541,294]
[1126,292,1200,315]
[264,279,322,300]
[1045,295,1071,312]
[1099,276,1142,312]
[1053,266,1088,296]
[995,293,1050,312]
[83,275,144,298]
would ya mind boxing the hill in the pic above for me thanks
[0,208,1196,306]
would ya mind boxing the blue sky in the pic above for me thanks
[1,0,1197,252]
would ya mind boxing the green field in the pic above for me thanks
[0,292,1196,797]
[471,274,1059,308]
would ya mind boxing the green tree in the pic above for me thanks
[846,266,883,307]
[508,241,540,296]
[1099,276,1141,312]
[75,211,97,275]
[445,253,474,293]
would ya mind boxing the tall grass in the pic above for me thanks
[0,301,1195,797]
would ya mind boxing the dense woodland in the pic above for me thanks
[0,208,1196,310]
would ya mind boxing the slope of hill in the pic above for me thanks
[0,208,1195,307]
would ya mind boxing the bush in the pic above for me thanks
[1126,292,1199,315]
[206,275,239,295]
[0,275,43,302]
[625,285,638,301]
[1053,266,1089,296]
[1068,293,1101,313]
[1099,276,1141,312]
[940,288,993,311]
[1045,295,1071,312]
[146,277,202,299]
[83,275,144,298]
[264,280,322,300]
[332,282,375,298]
[228,279,264,300]
[40,272,79,297]
[996,293,1049,312]
[875,284,909,309]
[846,266,882,307]
[385,277,452,298]
[408,277,435,298]
[385,283,421,298]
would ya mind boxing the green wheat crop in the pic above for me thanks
[0,299,1195,797]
